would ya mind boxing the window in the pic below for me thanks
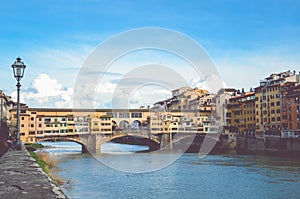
[119,112,130,118]
[44,118,51,124]
[101,117,110,121]
[271,110,275,114]
[29,131,35,135]
[21,117,24,120]
[31,117,34,121]
[68,116,74,121]
[21,124,24,127]
[107,112,117,118]
[131,112,142,118]
[30,124,34,128]
[277,117,281,121]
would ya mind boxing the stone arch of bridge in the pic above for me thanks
[99,133,160,148]
[35,137,86,148]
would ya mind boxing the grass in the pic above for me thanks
[29,151,47,171]
[25,143,44,151]
[29,151,63,185]
[28,143,44,149]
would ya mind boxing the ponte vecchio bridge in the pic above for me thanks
[11,108,221,153]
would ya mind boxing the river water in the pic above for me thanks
[41,142,300,199]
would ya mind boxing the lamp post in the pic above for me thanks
[11,57,26,149]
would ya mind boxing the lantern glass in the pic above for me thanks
[11,57,26,79]
[17,68,22,76]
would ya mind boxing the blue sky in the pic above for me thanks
[1,0,300,107]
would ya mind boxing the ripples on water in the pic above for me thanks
[40,142,300,199]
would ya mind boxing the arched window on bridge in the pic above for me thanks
[119,120,130,131]
[132,120,141,130]
[112,120,117,131]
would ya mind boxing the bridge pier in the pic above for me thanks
[81,134,101,154]
[160,133,173,150]
[82,145,89,153]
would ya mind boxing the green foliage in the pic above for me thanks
[28,143,44,149]
[29,151,47,173]
[28,151,63,185]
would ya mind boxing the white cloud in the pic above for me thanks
[15,72,226,109]
[11,74,73,108]
[189,75,227,93]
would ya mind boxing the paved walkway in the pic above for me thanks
[0,148,67,199]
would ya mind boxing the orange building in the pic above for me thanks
[281,83,300,137]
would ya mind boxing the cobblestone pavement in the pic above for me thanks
[0,148,67,199]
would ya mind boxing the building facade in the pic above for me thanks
[10,108,152,143]
[228,92,256,136]
[0,90,14,140]
[255,70,300,138]
[281,83,300,137]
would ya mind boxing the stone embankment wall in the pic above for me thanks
[237,136,300,155]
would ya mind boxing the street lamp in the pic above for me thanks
[11,57,26,149]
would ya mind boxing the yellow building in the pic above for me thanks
[228,92,255,136]
[10,108,151,144]
[150,109,212,134]
[255,70,300,138]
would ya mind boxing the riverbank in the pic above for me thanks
[237,136,300,158]
[0,148,67,199]
[29,151,64,185]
